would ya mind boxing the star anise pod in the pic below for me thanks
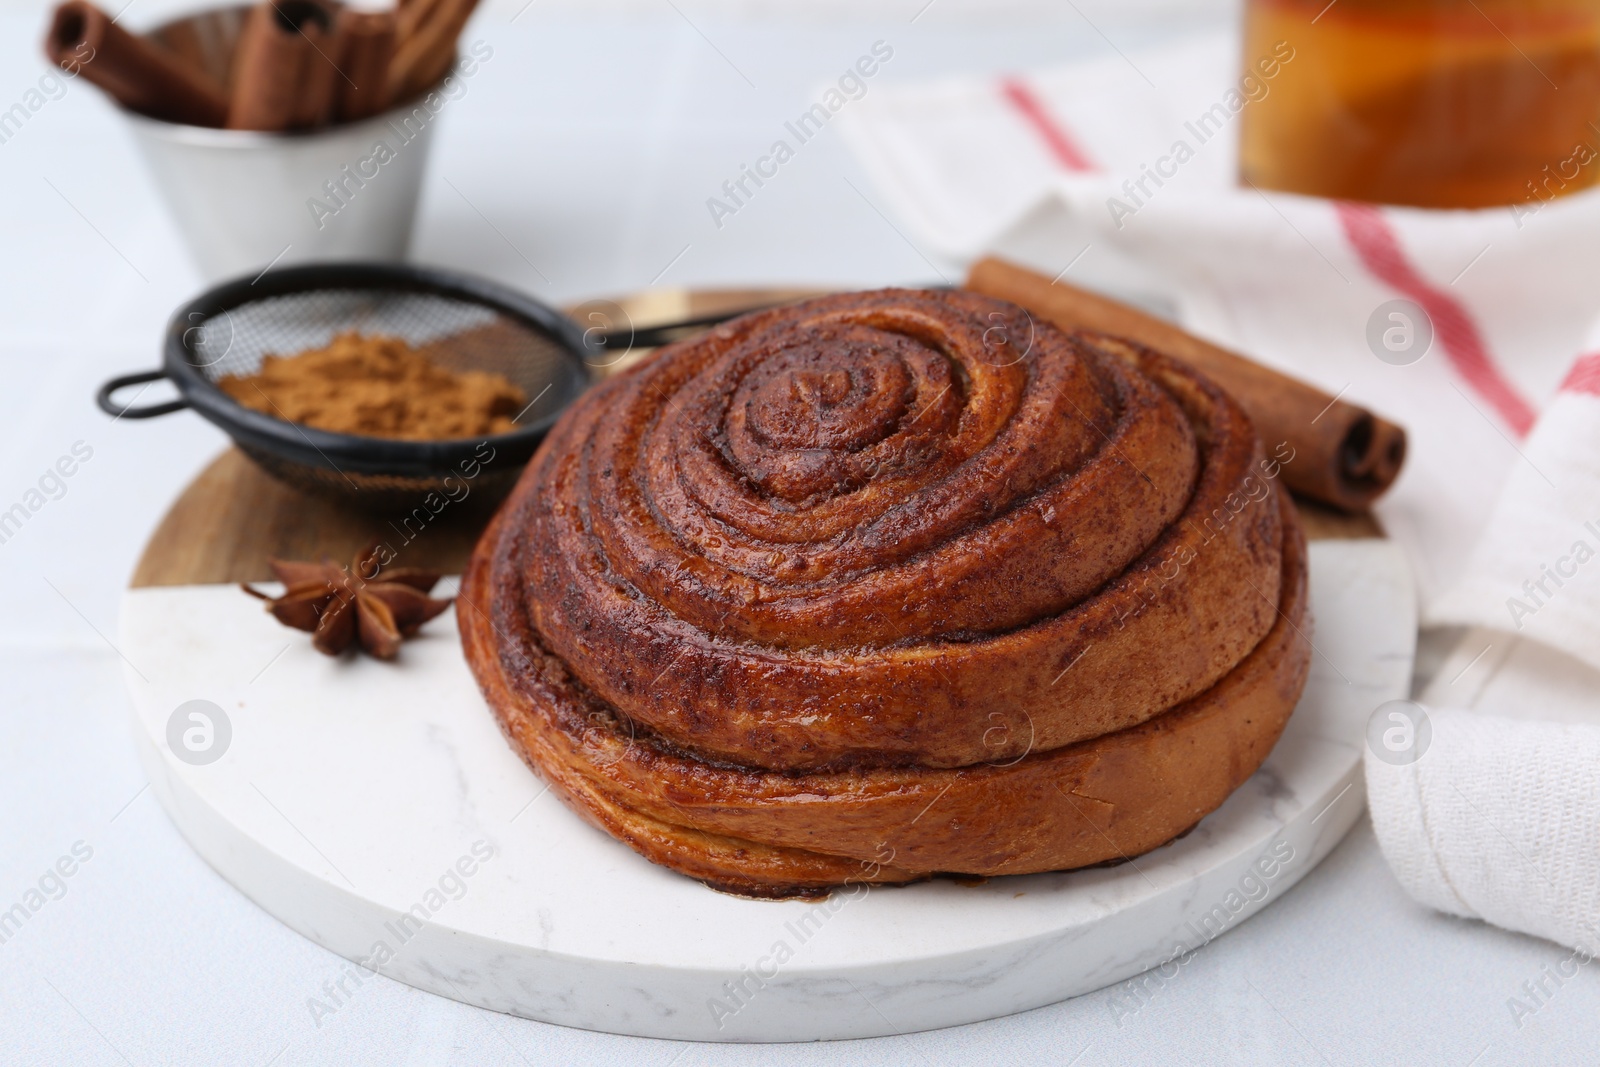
[242,545,454,660]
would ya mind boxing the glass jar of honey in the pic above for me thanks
[1238,0,1600,209]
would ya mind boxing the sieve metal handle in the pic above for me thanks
[96,369,189,419]
[597,285,954,349]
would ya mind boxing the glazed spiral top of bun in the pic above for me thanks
[514,290,1281,770]
[463,288,1308,897]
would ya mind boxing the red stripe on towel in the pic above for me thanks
[998,76,1097,173]
[1335,201,1537,437]
[1560,352,1600,396]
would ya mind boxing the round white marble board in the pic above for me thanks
[117,538,1414,1042]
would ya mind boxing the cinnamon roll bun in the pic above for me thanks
[461,289,1311,898]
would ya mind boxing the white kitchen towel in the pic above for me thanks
[840,30,1600,953]
[1365,705,1600,958]
[1430,359,1600,674]
[1365,350,1600,957]
[1366,629,1600,958]
[839,29,1600,611]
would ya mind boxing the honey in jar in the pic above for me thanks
[1238,0,1600,209]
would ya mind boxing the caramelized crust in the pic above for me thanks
[460,290,1312,897]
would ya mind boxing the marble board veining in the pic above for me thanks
[117,539,1414,1041]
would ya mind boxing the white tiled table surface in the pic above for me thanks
[0,1,1594,1063]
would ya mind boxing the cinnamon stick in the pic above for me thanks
[965,256,1407,512]
[387,0,479,103]
[44,0,229,127]
[227,0,338,131]
[289,8,343,129]
[396,0,446,42]
[335,9,396,122]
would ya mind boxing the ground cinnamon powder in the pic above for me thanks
[218,331,527,440]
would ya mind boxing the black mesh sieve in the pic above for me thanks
[97,263,593,511]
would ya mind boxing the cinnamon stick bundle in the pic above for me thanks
[227,0,340,131]
[45,0,229,127]
[965,256,1406,512]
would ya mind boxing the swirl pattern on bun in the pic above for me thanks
[462,289,1311,898]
